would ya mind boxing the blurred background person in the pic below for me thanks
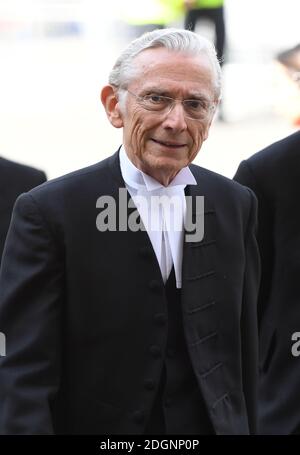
[0,156,46,263]
[183,0,226,120]
[184,0,226,64]
[118,0,183,39]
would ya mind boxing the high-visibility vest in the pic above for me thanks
[194,0,224,8]
[120,0,184,25]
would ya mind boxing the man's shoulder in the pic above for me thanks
[190,164,256,234]
[0,157,46,200]
[190,162,251,199]
[0,156,45,182]
[190,163,255,225]
[243,130,300,172]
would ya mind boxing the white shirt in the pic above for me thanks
[119,146,197,288]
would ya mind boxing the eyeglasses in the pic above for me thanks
[124,89,217,120]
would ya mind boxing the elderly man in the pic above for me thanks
[0,29,260,435]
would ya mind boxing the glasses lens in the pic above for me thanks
[142,95,171,111]
[183,100,212,119]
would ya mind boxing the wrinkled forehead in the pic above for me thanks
[129,47,216,96]
[132,47,213,75]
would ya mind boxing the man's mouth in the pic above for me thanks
[151,138,186,148]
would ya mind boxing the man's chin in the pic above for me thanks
[141,158,183,182]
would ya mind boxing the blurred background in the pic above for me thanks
[0,0,299,179]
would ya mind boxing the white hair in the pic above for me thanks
[109,28,222,100]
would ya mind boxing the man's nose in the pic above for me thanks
[162,101,188,131]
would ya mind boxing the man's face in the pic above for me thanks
[105,47,218,185]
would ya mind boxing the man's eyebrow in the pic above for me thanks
[141,87,169,95]
[186,92,211,100]
[140,88,209,100]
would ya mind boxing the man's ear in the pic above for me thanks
[101,85,124,128]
